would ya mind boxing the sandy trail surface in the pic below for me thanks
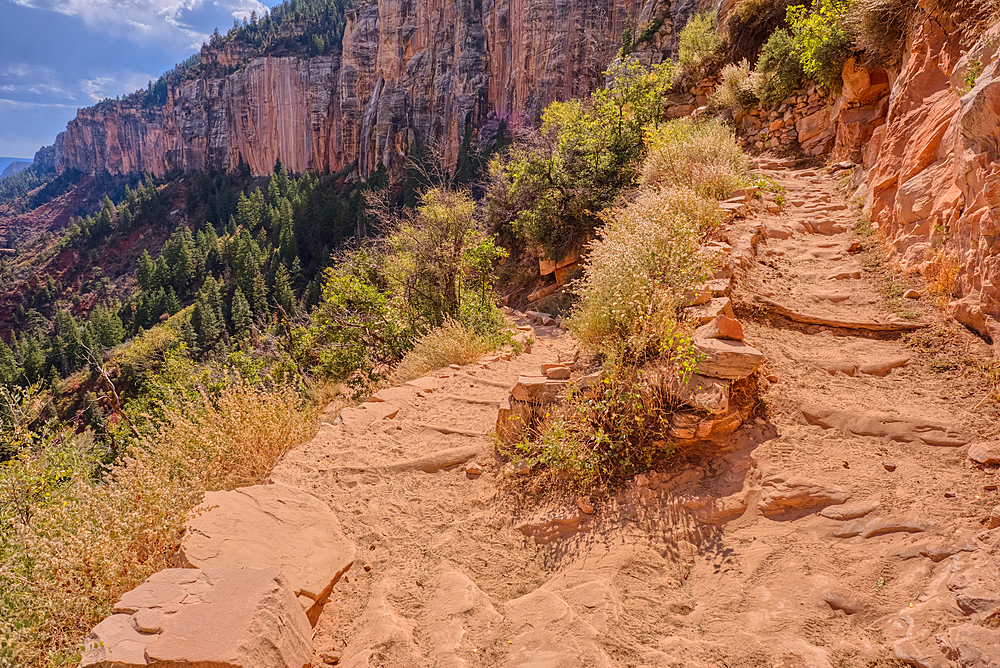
[271,162,1000,668]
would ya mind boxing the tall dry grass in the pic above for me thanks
[2,382,317,666]
[389,320,489,384]
[641,119,752,199]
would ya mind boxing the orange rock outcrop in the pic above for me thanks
[862,12,1000,346]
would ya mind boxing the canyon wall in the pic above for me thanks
[54,0,693,181]
[861,12,1000,345]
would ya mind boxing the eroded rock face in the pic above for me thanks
[863,13,1000,347]
[54,0,690,182]
[80,567,312,668]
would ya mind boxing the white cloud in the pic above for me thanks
[79,71,154,101]
[10,0,269,51]
[0,97,77,109]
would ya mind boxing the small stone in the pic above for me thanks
[635,474,649,488]
[449,364,461,370]
[847,239,862,253]
[541,363,571,380]
[945,491,957,498]
[363,564,372,572]
[321,650,342,665]
[883,462,897,471]
[985,484,998,492]
[694,314,744,341]
[577,497,595,515]
[465,461,484,475]
[903,289,921,299]
[987,507,1000,529]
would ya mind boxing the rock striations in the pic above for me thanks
[53,0,694,182]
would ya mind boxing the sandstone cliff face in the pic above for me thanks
[56,0,692,182]
[861,13,1000,346]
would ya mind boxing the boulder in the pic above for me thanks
[670,374,730,415]
[968,442,1000,465]
[510,375,568,403]
[685,298,735,325]
[181,484,356,625]
[81,568,311,668]
[693,337,764,380]
[541,363,572,380]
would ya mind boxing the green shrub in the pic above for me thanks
[677,10,726,81]
[488,59,675,260]
[309,188,508,388]
[786,0,853,92]
[753,28,806,107]
[712,59,759,112]
[640,118,752,199]
[510,366,678,491]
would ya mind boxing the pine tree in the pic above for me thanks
[0,338,20,384]
[164,287,181,315]
[137,250,156,291]
[231,288,253,340]
[272,263,296,316]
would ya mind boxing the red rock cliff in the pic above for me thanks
[861,12,1000,347]
[55,0,694,181]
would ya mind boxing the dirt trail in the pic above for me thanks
[272,162,1000,668]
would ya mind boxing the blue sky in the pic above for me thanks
[0,0,285,159]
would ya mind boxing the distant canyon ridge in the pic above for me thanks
[50,0,691,183]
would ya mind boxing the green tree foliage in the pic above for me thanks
[677,11,726,81]
[487,58,675,259]
[786,0,853,91]
[308,188,508,385]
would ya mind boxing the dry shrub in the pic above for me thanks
[847,0,917,68]
[5,382,317,666]
[641,119,751,199]
[389,320,488,384]
[924,250,960,308]
[712,59,758,112]
[569,187,719,359]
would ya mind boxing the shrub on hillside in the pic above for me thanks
[753,28,806,107]
[0,381,317,666]
[847,0,917,68]
[712,59,759,113]
[309,188,509,390]
[786,0,853,92]
[569,186,719,361]
[487,58,675,261]
[677,11,726,82]
[640,118,751,199]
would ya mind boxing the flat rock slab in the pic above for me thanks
[181,484,355,624]
[694,337,764,380]
[801,404,967,446]
[758,474,850,514]
[833,516,932,538]
[81,567,311,668]
[819,499,880,520]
